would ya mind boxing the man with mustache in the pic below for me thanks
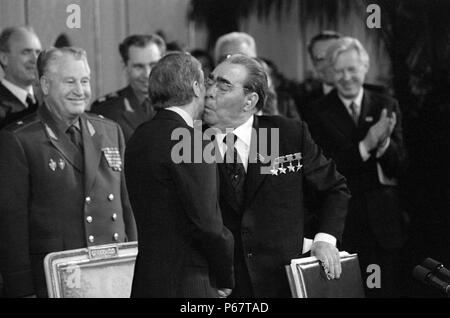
[0,26,42,129]
[0,47,137,298]
[90,34,166,142]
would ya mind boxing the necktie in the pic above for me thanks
[349,101,359,125]
[223,133,246,206]
[67,124,84,153]
[26,94,37,109]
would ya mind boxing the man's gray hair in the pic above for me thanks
[326,37,370,69]
[37,47,88,78]
[214,32,257,63]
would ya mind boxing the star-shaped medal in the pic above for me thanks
[288,163,295,172]
[278,166,287,174]
[270,167,279,175]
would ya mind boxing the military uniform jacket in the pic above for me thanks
[217,115,350,297]
[0,81,38,129]
[0,105,137,297]
[90,85,155,142]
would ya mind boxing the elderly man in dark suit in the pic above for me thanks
[202,54,350,298]
[0,47,137,298]
[125,52,234,298]
[305,37,408,297]
[0,26,42,129]
[90,34,166,142]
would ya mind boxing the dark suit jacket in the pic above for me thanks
[217,115,350,297]
[0,105,137,298]
[305,89,407,250]
[0,82,38,129]
[125,109,234,298]
[90,85,155,142]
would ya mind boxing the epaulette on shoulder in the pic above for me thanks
[3,113,39,132]
[93,91,120,105]
[85,112,117,126]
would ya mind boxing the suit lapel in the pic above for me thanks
[0,82,27,113]
[244,116,271,206]
[121,86,145,129]
[81,114,103,194]
[39,106,83,172]
[324,91,358,139]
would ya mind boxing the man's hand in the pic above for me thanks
[311,241,341,279]
[362,108,396,152]
[217,288,232,298]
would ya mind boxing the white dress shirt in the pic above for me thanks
[166,106,194,128]
[1,78,35,107]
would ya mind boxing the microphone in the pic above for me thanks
[422,258,450,283]
[413,265,450,296]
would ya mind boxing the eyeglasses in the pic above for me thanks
[205,76,249,94]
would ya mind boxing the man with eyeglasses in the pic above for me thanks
[203,54,350,298]
[90,34,166,142]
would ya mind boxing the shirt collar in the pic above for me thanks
[216,115,253,148]
[338,88,364,112]
[1,78,34,107]
[166,106,194,128]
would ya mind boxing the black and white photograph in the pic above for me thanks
[0,0,449,305]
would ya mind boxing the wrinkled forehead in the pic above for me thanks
[212,61,248,83]
[48,53,90,77]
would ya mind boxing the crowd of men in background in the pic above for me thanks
[0,24,447,298]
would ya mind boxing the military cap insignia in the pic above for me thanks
[102,147,122,172]
[270,152,302,176]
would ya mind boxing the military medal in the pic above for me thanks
[49,158,57,171]
[102,147,122,172]
[269,152,302,176]
[58,158,65,170]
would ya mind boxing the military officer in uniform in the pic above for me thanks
[0,47,137,298]
[90,34,166,142]
[0,26,42,129]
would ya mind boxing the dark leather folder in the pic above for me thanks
[286,251,365,298]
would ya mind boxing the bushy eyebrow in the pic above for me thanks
[208,73,232,85]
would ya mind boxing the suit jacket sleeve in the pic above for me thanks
[300,121,351,242]
[377,100,407,179]
[117,125,138,241]
[170,156,234,288]
[0,131,35,297]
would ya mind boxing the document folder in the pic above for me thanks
[286,251,365,298]
[44,242,137,298]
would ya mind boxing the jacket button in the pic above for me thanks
[85,196,91,204]
[86,216,93,223]
[88,235,95,243]
[108,194,114,201]
[111,213,117,221]
[113,233,119,241]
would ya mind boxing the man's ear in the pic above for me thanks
[243,92,259,112]
[193,80,201,98]
[0,51,8,69]
[40,76,50,95]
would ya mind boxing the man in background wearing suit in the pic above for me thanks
[203,54,350,298]
[125,53,234,298]
[90,34,166,142]
[306,37,408,297]
[0,47,137,298]
[0,26,42,129]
